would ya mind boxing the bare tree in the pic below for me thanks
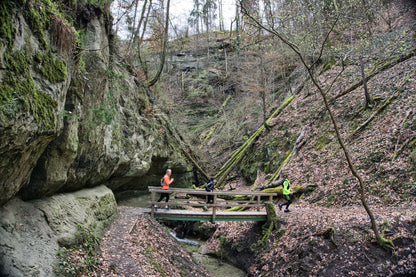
[148,0,171,86]
[239,0,394,250]
[218,0,224,32]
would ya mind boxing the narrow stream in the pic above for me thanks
[179,238,246,277]
[116,191,246,277]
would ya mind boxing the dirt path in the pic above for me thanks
[95,206,210,277]
[94,204,415,276]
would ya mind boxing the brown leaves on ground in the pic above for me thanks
[94,206,210,277]
[205,203,416,277]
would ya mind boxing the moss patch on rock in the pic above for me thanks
[34,51,67,83]
[0,50,58,129]
[23,0,52,48]
[0,1,16,47]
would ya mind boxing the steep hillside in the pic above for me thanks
[156,2,416,206]
[149,1,416,275]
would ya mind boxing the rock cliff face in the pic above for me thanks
[0,0,195,207]
[0,1,195,275]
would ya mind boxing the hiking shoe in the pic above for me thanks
[154,205,157,211]
[278,204,282,211]
[202,206,208,212]
[284,209,291,213]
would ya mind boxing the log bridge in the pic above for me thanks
[149,186,277,222]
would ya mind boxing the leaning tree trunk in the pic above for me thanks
[239,1,393,250]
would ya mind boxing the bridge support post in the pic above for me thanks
[265,201,279,230]
[151,191,155,217]
[257,195,260,211]
[211,195,217,223]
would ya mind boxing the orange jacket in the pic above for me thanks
[162,174,173,190]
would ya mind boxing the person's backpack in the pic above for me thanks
[160,177,164,187]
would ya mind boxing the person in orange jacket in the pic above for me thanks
[155,169,174,210]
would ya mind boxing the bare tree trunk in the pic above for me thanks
[360,56,373,109]
[260,55,268,124]
[218,0,224,32]
[137,0,152,79]
[148,0,171,87]
[127,0,140,52]
[239,0,393,250]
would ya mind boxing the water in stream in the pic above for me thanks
[116,191,247,277]
[178,236,246,277]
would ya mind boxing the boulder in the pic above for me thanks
[0,185,117,277]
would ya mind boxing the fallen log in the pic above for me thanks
[259,177,285,190]
[215,96,295,188]
[262,184,317,196]
[263,126,307,187]
[330,48,416,103]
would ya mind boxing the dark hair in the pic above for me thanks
[210,177,215,181]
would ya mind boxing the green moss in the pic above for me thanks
[4,51,31,75]
[0,1,16,47]
[29,82,58,129]
[315,134,331,151]
[23,0,51,48]
[225,206,247,212]
[408,148,416,168]
[321,55,336,73]
[92,105,116,125]
[34,51,67,83]
[326,194,335,207]
[1,50,57,129]
[263,184,317,195]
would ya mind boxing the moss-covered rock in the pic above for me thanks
[0,1,16,47]
[1,51,58,129]
[0,186,117,276]
[23,0,51,48]
[34,51,67,83]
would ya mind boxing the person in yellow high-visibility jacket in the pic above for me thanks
[278,173,292,213]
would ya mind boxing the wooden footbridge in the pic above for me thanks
[149,186,277,222]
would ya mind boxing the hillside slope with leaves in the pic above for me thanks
[132,2,416,275]
[155,1,416,207]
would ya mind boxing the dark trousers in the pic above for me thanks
[282,194,292,209]
[157,192,170,203]
[206,195,214,204]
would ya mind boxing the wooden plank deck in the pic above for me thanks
[148,186,276,222]
[153,209,268,222]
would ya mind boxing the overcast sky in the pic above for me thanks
[170,0,236,30]
[112,0,236,39]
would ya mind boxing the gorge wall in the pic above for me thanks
[0,0,195,206]
[0,1,195,275]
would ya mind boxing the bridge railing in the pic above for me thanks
[148,186,276,219]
